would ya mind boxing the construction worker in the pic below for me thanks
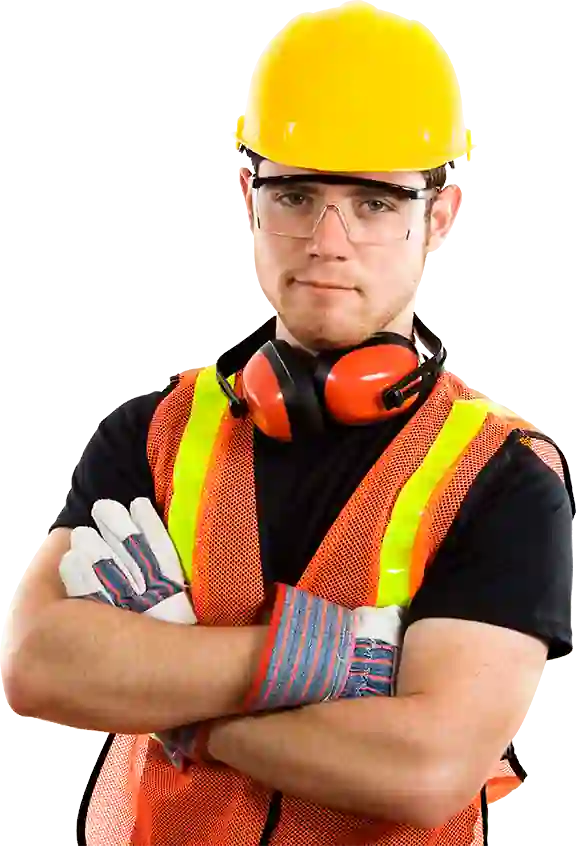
[1,3,573,845]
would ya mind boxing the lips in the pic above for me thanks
[294,279,353,291]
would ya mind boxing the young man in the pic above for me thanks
[2,3,573,845]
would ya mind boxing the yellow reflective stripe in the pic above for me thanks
[168,365,230,585]
[377,399,492,607]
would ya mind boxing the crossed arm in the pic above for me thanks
[207,615,547,830]
[2,530,548,831]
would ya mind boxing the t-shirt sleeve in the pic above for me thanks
[49,385,174,533]
[404,434,574,660]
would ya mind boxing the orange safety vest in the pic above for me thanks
[77,366,569,846]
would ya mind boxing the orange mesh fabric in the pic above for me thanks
[298,372,445,608]
[271,797,486,846]
[84,733,272,846]
[82,367,545,846]
[478,416,566,485]
[147,368,265,626]
[147,369,198,519]
[84,735,148,845]
[411,394,515,589]
[276,374,524,842]
[192,407,265,626]
[482,753,523,805]
[520,434,565,484]
[412,377,567,596]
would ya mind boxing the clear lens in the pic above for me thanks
[254,182,419,246]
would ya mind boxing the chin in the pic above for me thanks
[286,319,373,352]
[277,291,382,350]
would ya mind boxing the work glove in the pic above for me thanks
[244,584,405,712]
[59,497,196,623]
[58,498,207,770]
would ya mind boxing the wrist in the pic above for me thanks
[193,721,216,763]
[206,715,249,761]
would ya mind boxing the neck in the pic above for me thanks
[275,310,416,354]
[378,310,416,341]
[275,319,320,356]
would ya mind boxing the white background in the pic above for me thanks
[0,0,576,367]
[0,0,576,846]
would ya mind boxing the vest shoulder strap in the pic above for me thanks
[516,430,574,512]
[444,372,574,512]
[147,366,207,515]
[486,400,576,516]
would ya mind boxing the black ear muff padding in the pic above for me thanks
[262,340,326,438]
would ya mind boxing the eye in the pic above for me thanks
[363,198,397,213]
[276,191,309,208]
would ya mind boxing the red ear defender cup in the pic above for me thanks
[313,336,421,425]
[240,340,325,441]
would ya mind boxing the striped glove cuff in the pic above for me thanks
[341,638,399,698]
[244,584,356,711]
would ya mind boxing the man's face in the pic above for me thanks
[240,159,462,351]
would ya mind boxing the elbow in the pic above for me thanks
[408,762,481,831]
[1,644,45,718]
[407,791,455,831]
[1,601,71,719]
[2,667,34,718]
[361,749,473,831]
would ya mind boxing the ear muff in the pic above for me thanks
[215,314,446,442]
[240,340,325,441]
[314,338,421,425]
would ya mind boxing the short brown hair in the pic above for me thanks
[240,146,448,223]
[422,165,448,224]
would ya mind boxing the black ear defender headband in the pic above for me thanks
[216,312,448,417]
[215,314,447,441]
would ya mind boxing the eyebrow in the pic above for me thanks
[276,180,322,193]
[276,181,400,199]
[349,184,400,198]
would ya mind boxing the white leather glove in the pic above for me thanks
[353,603,406,647]
[59,497,195,624]
[59,497,200,769]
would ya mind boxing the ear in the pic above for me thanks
[425,184,463,253]
[239,167,254,231]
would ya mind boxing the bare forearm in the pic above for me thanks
[208,697,461,830]
[9,599,265,734]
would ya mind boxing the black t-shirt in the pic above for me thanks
[50,376,574,660]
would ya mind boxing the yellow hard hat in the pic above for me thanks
[236,1,474,173]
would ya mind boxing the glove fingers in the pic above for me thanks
[129,498,187,588]
[73,520,143,595]
[144,592,197,624]
[91,500,147,593]
[59,531,115,604]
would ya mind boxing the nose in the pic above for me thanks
[307,204,353,261]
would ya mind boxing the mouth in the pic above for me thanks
[292,278,355,292]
